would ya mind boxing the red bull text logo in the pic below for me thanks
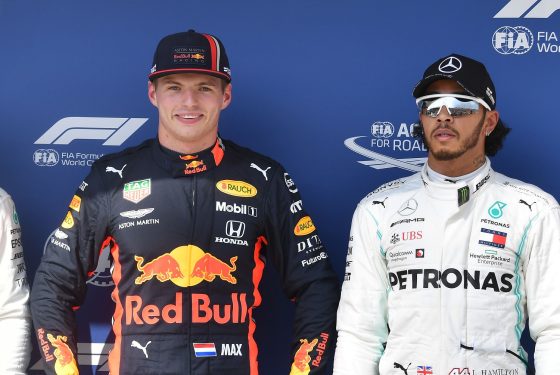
[294,216,316,236]
[290,337,319,375]
[216,180,257,198]
[311,333,329,368]
[134,245,237,287]
[184,160,207,175]
[125,292,248,325]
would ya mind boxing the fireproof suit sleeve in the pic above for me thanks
[30,165,110,375]
[263,166,340,374]
[0,190,31,374]
[333,201,389,375]
[525,204,560,374]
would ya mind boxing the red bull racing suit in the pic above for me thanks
[334,160,560,375]
[0,188,31,374]
[31,137,339,374]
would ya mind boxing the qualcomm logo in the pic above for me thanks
[494,0,560,18]
[35,117,148,145]
[345,121,427,172]
[492,26,534,54]
[30,342,112,371]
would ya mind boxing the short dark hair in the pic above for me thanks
[411,111,511,157]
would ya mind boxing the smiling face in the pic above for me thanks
[148,73,232,154]
[419,79,498,176]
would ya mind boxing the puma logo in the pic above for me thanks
[131,340,151,358]
[519,199,536,211]
[106,164,127,178]
[372,197,388,208]
[394,362,411,375]
[250,163,271,181]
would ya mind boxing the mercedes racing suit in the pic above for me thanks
[334,160,560,375]
[0,187,31,374]
[31,137,339,375]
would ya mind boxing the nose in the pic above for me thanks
[436,105,453,122]
[181,88,198,106]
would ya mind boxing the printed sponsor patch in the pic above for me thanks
[123,179,151,204]
[216,180,257,198]
[478,228,507,248]
[69,195,81,212]
[61,211,74,229]
[193,343,217,357]
[294,216,316,236]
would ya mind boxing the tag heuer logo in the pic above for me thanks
[123,179,151,204]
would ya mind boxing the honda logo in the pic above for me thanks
[225,220,246,238]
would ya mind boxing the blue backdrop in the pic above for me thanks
[1,1,559,373]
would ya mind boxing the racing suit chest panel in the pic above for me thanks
[379,183,529,372]
[99,143,272,373]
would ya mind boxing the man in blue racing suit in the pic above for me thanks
[31,29,339,375]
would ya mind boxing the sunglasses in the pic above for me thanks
[416,94,491,118]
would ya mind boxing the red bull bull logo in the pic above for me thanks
[184,160,207,175]
[134,245,237,287]
[135,254,184,284]
[290,338,319,375]
[47,333,79,375]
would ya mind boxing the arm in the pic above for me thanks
[333,202,389,374]
[30,167,110,375]
[525,205,560,374]
[264,168,340,375]
[0,192,31,374]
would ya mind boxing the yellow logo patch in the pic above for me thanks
[216,180,257,198]
[61,211,74,229]
[294,216,316,236]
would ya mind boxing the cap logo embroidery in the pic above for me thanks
[438,56,462,73]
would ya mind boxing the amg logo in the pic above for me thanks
[216,201,257,217]
[221,343,242,356]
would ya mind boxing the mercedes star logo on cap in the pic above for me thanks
[438,56,462,73]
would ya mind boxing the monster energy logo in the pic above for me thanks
[458,186,470,206]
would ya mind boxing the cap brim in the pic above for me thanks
[412,74,454,98]
[149,68,231,82]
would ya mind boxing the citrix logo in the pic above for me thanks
[35,117,148,145]
[494,0,560,18]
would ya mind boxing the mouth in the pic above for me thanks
[175,113,203,123]
[432,128,457,141]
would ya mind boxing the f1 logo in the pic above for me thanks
[494,0,560,18]
[225,220,246,238]
[35,117,148,146]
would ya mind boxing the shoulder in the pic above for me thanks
[92,139,154,169]
[223,139,283,169]
[360,173,422,206]
[492,171,558,207]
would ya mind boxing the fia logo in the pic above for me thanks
[492,26,534,54]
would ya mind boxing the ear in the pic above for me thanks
[148,80,158,107]
[221,83,232,110]
[484,110,499,135]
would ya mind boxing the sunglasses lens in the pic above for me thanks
[419,97,480,118]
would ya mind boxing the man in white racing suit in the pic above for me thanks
[334,54,560,375]
[0,187,31,374]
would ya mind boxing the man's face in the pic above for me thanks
[148,73,231,153]
[419,79,488,162]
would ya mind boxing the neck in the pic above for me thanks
[427,153,486,177]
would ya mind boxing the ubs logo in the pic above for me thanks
[225,220,246,238]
